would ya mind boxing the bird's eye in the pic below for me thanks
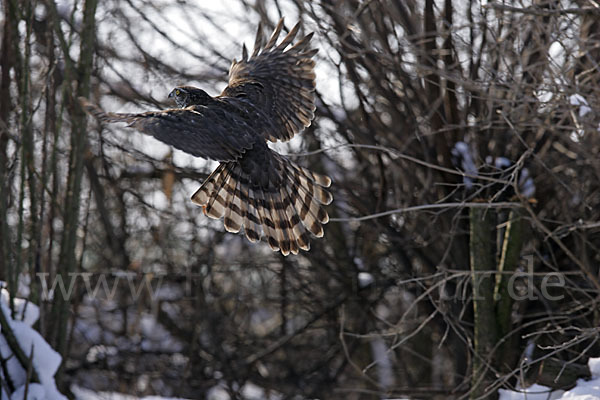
[175,89,181,96]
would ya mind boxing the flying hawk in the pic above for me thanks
[80,19,332,256]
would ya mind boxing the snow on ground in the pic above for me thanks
[72,385,190,400]
[0,285,67,400]
[206,382,282,400]
[72,381,282,400]
[498,357,600,400]
[10,384,47,400]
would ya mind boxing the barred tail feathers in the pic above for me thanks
[192,163,230,219]
[191,157,332,255]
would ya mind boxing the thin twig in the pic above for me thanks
[330,202,522,222]
[289,143,511,184]
[487,3,600,17]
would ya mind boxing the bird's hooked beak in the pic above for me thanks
[168,89,176,99]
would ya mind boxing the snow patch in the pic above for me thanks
[569,94,592,118]
[0,286,67,400]
[10,384,46,400]
[451,141,477,189]
[589,358,600,378]
[358,272,375,288]
[498,384,564,400]
[71,385,191,400]
[206,382,282,400]
[498,358,600,400]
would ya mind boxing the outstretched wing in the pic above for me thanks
[80,97,257,162]
[221,18,318,143]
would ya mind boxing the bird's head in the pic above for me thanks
[168,86,211,108]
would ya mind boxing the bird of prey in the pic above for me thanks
[80,19,332,256]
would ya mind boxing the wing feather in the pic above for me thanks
[222,18,317,143]
[252,22,264,57]
[79,97,257,162]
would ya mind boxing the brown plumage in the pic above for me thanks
[80,18,332,255]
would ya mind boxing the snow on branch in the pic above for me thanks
[0,285,67,400]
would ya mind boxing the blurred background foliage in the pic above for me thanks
[1,0,600,399]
